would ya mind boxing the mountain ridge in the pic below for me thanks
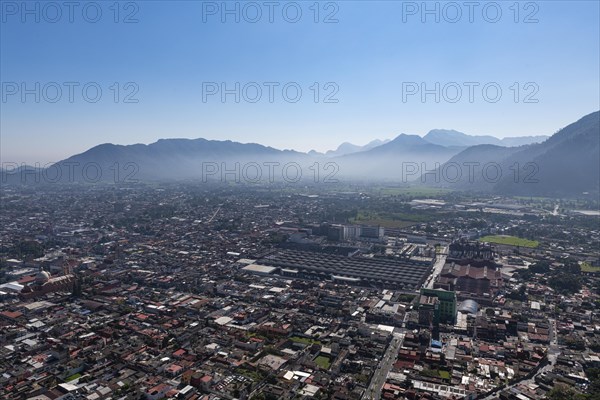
[2,111,598,197]
[426,111,600,196]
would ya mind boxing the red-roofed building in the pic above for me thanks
[173,348,186,358]
[0,310,23,321]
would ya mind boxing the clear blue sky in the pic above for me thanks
[1,0,599,164]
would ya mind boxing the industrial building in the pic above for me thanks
[255,249,433,290]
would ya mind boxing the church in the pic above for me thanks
[20,266,76,299]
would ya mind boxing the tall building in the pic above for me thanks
[360,225,384,240]
[327,225,344,241]
[343,225,361,240]
[419,288,457,324]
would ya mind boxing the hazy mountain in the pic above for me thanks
[423,129,549,147]
[0,164,45,185]
[500,136,549,147]
[1,138,312,184]
[3,112,596,195]
[425,111,600,196]
[332,134,463,180]
[325,139,390,157]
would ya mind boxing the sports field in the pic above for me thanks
[478,235,539,248]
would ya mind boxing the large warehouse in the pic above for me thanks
[253,249,433,290]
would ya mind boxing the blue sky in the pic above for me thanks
[1,0,599,163]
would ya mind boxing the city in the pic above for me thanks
[1,1,599,399]
[0,183,598,399]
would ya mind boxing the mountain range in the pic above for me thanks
[312,131,547,157]
[2,111,598,197]
[422,130,549,148]
[424,111,599,196]
[318,139,392,157]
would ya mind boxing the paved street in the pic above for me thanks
[425,245,449,289]
[362,331,405,400]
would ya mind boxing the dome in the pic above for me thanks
[458,299,478,315]
[35,270,50,284]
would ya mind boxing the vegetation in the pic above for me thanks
[0,239,46,259]
[581,262,600,273]
[289,336,321,345]
[546,259,583,295]
[396,293,417,303]
[548,273,582,294]
[584,367,600,399]
[421,369,451,381]
[315,355,331,369]
[65,373,81,382]
[379,187,451,197]
[237,368,265,382]
[546,382,589,400]
[438,370,451,380]
[529,261,551,274]
[517,259,583,295]
[351,209,436,228]
[479,235,539,248]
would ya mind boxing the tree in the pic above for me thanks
[547,383,586,400]
[548,274,581,294]
[563,259,581,275]
[529,261,550,274]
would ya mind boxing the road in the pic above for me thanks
[424,245,449,289]
[362,331,405,400]
[206,206,221,223]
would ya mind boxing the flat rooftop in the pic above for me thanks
[242,264,278,274]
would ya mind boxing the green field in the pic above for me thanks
[438,370,451,380]
[315,356,331,369]
[421,369,451,380]
[581,262,600,273]
[479,235,539,248]
[351,210,435,228]
[379,187,451,197]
